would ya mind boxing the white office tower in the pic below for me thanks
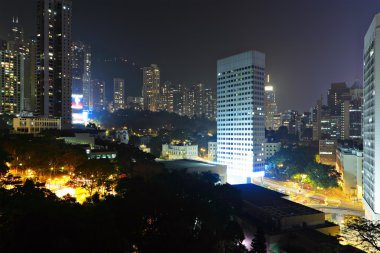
[363,13,380,220]
[217,50,266,184]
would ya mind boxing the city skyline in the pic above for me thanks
[0,0,379,112]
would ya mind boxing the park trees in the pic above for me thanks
[75,159,116,196]
[343,217,380,252]
[265,146,340,189]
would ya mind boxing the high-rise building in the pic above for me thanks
[217,50,266,184]
[204,88,216,120]
[363,13,380,220]
[142,64,160,111]
[327,82,350,116]
[0,50,24,114]
[113,78,125,110]
[172,84,184,116]
[182,85,195,117]
[159,81,174,112]
[312,98,323,141]
[72,41,91,110]
[264,75,278,130]
[36,0,72,128]
[28,39,37,112]
[92,79,106,112]
[349,81,363,139]
[193,82,204,117]
[5,18,33,113]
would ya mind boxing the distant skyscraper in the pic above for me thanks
[349,81,363,139]
[92,79,106,111]
[159,81,174,112]
[327,82,350,116]
[217,50,266,184]
[363,13,380,220]
[113,78,125,110]
[72,41,91,110]
[204,88,216,120]
[312,97,322,141]
[172,84,184,116]
[0,50,24,114]
[193,83,204,117]
[142,64,160,111]
[27,38,38,113]
[36,0,72,128]
[264,75,278,130]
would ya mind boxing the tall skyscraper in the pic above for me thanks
[204,88,216,120]
[193,82,204,117]
[72,41,91,110]
[217,50,266,184]
[172,84,184,116]
[92,79,106,112]
[363,13,380,220]
[159,81,174,112]
[113,78,125,110]
[349,81,363,139]
[327,82,350,116]
[264,75,278,130]
[312,97,322,141]
[36,0,72,128]
[142,64,160,111]
[0,50,24,114]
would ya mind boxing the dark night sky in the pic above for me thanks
[0,0,379,112]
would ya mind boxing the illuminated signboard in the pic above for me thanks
[71,94,88,124]
[71,94,83,110]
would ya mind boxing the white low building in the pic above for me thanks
[264,141,281,160]
[208,142,217,161]
[336,145,363,200]
[13,117,61,134]
[162,144,198,160]
[115,129,129,144]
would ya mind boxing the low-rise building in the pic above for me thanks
[162,144,198,160]
[264,141,281,160]
[59,133,95,149]
[158,159,227,184]
[115,129,129,144]
[336,145,363,199]
[208,142,217,161]
[88,149,117,160]
[13,117,61,134]
[319,140,337,165]
[233,184,354,253]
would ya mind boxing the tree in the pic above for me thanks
[75,159,116,196]
[0,148,12,176]
[343,217,380,252]
[250,226,267,253]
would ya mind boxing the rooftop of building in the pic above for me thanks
[234,184,323,218]
[157,159,225,170]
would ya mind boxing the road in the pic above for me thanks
[258,177,364,217]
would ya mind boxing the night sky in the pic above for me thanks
[0,0,379,112]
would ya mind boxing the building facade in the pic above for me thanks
[113,78,125,110]
[336,145,363,199]
[264,141,281,160]
[36,0,72,128]
[13,117,61,134]
[92,79,106,111]
[217,50,266,184]
[0,50,24,114]
[142,64,160,111]
[363,13,380,220]
[72,41,91,110]
[319,140,337,166]
[162,144,199,160]
[264,75,278,130]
